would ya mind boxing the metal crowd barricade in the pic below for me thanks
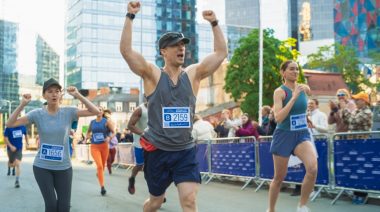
[115,143,135,171]
[75,144,91,163]
[198,136,257,190]
[255,134,330,202]
[331,131,380,205]
[195,139,211,181]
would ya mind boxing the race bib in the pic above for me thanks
[93,133,105,143]
[40,143,64,162]
[12,130,23,138]
[162,107,191,128]
[290,113,307,131]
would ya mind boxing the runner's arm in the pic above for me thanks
[6,94,31,127]
[273,89,295,124]
[127,107,144,135]
[4,136,13,149]
[190,11,227,80]
[106,119,116,140]
[119,2,155,79]
[66,86,99,117]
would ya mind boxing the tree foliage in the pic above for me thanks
[306,43,377,93]
[224,29,302,119]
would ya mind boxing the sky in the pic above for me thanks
[0,0,224,78]
[1,0,65,81]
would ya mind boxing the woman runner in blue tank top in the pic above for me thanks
[267,61,317,212]
[86,107,115,196]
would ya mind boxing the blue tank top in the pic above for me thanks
[277,85,308,131]
[144,70,196,151]
[90,118,109,144]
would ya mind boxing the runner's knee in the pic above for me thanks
[180,191,197,209]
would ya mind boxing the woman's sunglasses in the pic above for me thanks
[337,93,346,97]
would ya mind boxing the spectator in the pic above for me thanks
[328,89,356,132]
[222,109,241,137]
[342,91,373,205]
[234,113,259,140]
[192,114,216,142]
[115,128,122,143]
[307,99,328,135]
[214,113,229,138]
[257,106,277,136]
[123,128,134,143]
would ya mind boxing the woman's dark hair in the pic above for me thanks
[103,109,112,119]
[242,113,252,124]
[280,60,296,72]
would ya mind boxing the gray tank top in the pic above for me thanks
[144,70,196,151]
[133,103,148,148]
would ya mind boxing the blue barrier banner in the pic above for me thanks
[334,139,380,191]
[196,144,209,173]
[211,143,255,177]
[259,139,329,185]
[258,142,274,179]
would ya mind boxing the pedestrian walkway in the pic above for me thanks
[0,150,379,212]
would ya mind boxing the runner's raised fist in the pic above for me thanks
[128,1,141,14]
[66,86,79,97]
[21,94,31,105]
[202,10,217,22]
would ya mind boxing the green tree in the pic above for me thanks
[307,43,375,93]
[224,29,303,119]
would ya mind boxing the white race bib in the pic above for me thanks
[93,133,105,143]
[162,107,191,128]
[40,143,64,162]
[12,130,23,138]
[290,113,307,131]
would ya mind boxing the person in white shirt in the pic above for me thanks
[307,99,328,135]
[192,114,216,141]
[221,109,241,137]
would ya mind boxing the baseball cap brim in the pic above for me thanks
[161,37,190,49]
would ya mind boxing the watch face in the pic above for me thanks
[127,13,135,19]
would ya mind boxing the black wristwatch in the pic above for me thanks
[126,13,135,20]
[211,20,218,27]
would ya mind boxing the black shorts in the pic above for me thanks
[143,147,201,196]
[7,150,22,163]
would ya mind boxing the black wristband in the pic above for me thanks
[126,13,135,20]
[211,20,218,27]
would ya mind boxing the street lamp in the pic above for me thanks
[1,99,14,119]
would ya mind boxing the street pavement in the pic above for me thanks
[1,149,379,212]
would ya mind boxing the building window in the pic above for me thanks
[100,101,107,109]
[129,102,137,112]
[115,102,123,112]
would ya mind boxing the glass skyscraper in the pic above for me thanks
[36,35,60,86]
[65,0,198,92]
[0,20,20,116]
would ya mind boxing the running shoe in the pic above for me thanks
[15,180,20,188]
[101,186,106,196]
[296,205,310,212]
[128,177,135,194]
